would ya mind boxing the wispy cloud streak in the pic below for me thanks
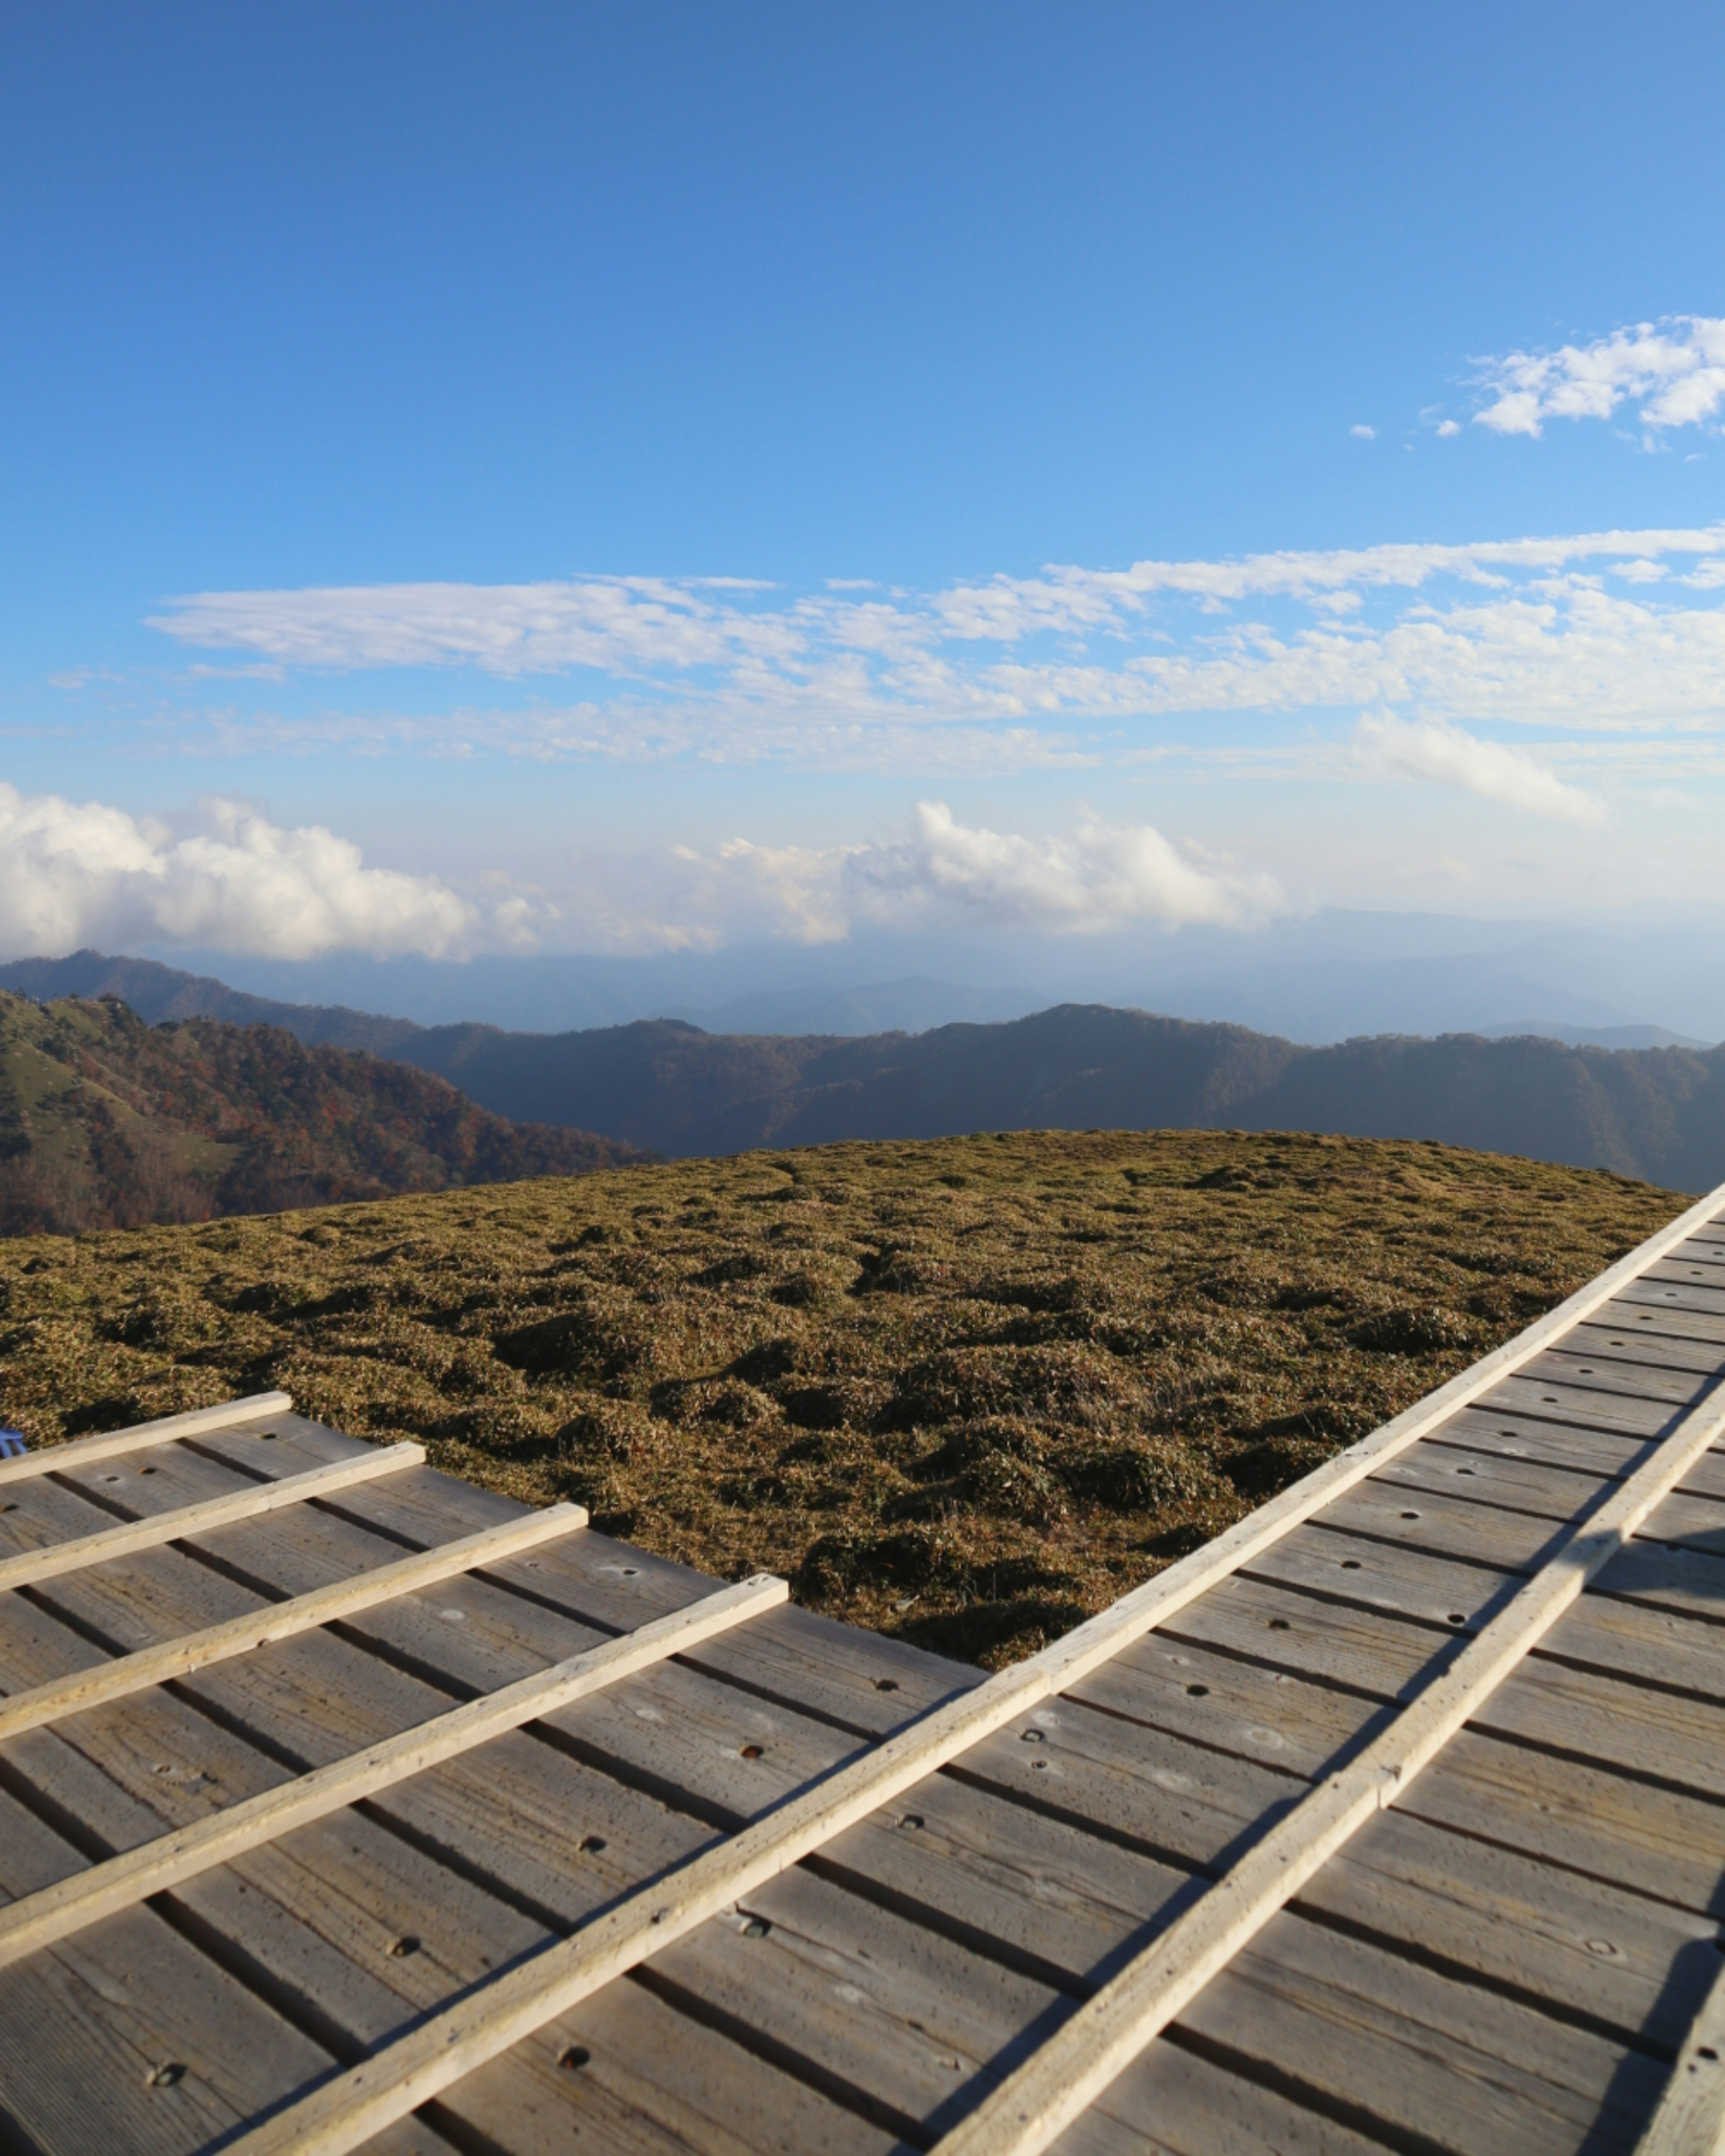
[148,524,1725,777]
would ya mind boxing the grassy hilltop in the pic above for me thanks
[0,1129,1682,1664]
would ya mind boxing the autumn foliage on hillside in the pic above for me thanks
[0,993,639,1233]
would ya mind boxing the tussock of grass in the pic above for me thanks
[0,1130,1681,1666]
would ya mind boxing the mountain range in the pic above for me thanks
[0,989,637,1235]
[4,949,1725,1194]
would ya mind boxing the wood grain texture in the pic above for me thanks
[0,1389,291,1487]
[0,1439,423,1593]
[0,1569,786,1970]
[0,1501,586,1745]
[931,1332,1725,2156]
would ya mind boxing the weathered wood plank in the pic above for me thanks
[0,1783,354,2156]
[934,1371,1725,2155]
[1167,1911,1668,2156]
[0,1503,586,1745]
[1245,1522,1525,1629]
[1597,1293,1725,1347]
[440,1976,903,2156]
[1404,1728,1725,1918]
[1469,1654,1725,1799]
[1434,1407,1650,1480]
[1632,1941,1725,2156]
[1478,1374,1683,1441]
[0,1390,291,1488]
[1053,2035,1396,2156]
[1371,1440,1615,1519]
[1310,1483,1566,1572]
[0,1573,786,1969]
[0,1443,424,1595]
[1522,1347,1717,1408]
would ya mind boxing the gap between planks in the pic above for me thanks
[0,1442,425,1596]
[216,1177,1725,2156]
[0,1569,787,1970]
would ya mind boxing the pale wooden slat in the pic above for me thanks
[0,1442,425,1595]
[1634,1948,1725,2154]
[210,1177,1725,2156]
[929,1360,1725,2156]
[0,1569,787,1972]
[0,1390,292,1487]
[0,1501,586,1745]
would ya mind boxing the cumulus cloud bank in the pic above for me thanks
[0,788,480,961]
[705,803,1279,945]
[1473,315,1725,438]
[1354,716,1607,826]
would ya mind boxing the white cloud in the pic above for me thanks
[1473,315,1725,437]
[1354,715,1607,826]
[1436,419,1460,438]
[866,801,1278,932]
[701,803,1280,943]
[1350,424,1376,440]
[146,522,1725,775]
[0,787,483,961]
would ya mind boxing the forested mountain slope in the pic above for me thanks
[0,993,638,1233]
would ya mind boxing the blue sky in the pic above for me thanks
[2,2,1723,972]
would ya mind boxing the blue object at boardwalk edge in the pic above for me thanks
[0,1431,27,1458]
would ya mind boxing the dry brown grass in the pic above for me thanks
[0,1128,1682,1665]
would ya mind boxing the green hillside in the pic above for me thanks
[0,991,638,1234]
[0,1129,1680,1665]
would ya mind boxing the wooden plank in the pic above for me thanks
[1169,1910,1667,2156]
[1539,1586,1725,1704]
[0,1441,424,1594]
[649,1864,1069,2143]
[1479,1373,1682,1440]
[442,1977,904,2156]
[1433,1407,1650,1480]
[1525,1347,1718,1407]
[0,1781,358,2156]
[1371,1440,1615,1520]
[1638,1487,1725,1549]
[1245,1523,1526,1630]
[0,1570,786,1969]
[1597,1293,1725,1345]
[1633,1945,1725,2155]
[1407,1725,1725,1920]
[1059,2034,1398,2156]
[1313,1482,1571,1571]
[1067,1636,1390,1784]
[0,1502,586,1745]
[1567,1319,1725,1376]
[0,1389,291,1487]
[1472,1654,1725,1799]
[930,1359,1725,2156]
[1595,1537,1725,1635]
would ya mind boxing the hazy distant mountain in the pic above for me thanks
[0,950,420,1054]
[366,1003,1725,1190]
[102,906,1725,1043]
[9,951,1725,1191]
[0,991,638,1235]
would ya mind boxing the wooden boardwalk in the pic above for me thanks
[3,1185,1725,2154]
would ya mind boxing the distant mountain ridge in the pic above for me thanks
[6,950,1725,1191]
[0,990,638,1234]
